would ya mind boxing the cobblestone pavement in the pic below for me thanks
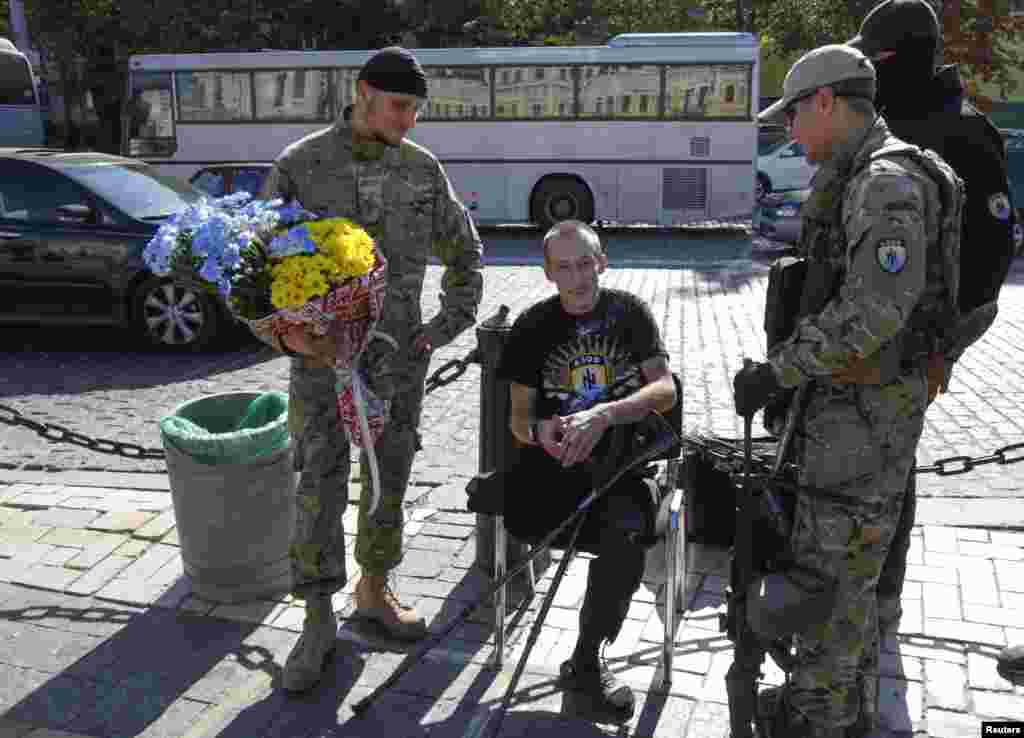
[0,473,1021,738]
[3,234,1024,504]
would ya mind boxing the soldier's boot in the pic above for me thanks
[997,644,1024,685]
[354,573,427,641]
[283,595,338,694]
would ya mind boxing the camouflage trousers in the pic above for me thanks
[785,377,926,738]
[286,353,430,598]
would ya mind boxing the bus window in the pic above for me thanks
[333,68,360,118]
[177,71,253,121]
[0,54,36,105]
[254,69,331,121]
[494,66,572,119]
[579,65,659,119]
[421,67,490,120]
[665,64,751,119]
[126,71,175,157]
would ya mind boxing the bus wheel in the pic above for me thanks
[530,177,594,228]
[132,277,224,352]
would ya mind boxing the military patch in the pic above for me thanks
[876,238,907,273]
[989,192,1011,221]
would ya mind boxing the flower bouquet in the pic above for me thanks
[143,192,390,514]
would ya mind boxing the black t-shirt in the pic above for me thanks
[497,288,668,420]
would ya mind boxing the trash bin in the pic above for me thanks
[160,391,295,603]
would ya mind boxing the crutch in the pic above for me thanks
[481,508,589,738]
[351,412,678,718]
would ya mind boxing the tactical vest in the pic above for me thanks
[765,129,964,380]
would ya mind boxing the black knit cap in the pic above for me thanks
[847,0,940,57]
[358,46,428,98]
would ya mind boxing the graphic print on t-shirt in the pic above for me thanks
[542,332,644,415]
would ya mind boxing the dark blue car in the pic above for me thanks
[0,148,234,350]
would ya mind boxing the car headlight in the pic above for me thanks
[776,205,800,218]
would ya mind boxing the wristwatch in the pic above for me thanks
[528,419,541,445]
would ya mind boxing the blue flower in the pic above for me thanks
[277,199,318,227]
[268,225,318,257]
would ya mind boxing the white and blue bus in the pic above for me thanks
[0,37,45,146]
[126,33,759,226]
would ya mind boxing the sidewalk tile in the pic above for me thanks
[925,708,981,738]
[960,561,1001,606]
[971,689,1024,719]
[924,618,1007,646]
[133,510,176,541]
[964,602,1024,628]
[955,528,991,542]
[0,542,57,564]
[93,577,171,606]
[995,560,1024,592]
[66,536,127,570]
[86,511,155,534]
[922,582,962,621]
[959,540,1024,560]
[28,508,100,529]
[899,639,967,664]
[923,659,968,711]
[990,530,1024,548]
[906,563,959,585]
[210,599,288,625]
[967,651,1016,692]
[0,526,52,544]
[65,556,134,597]
[113,538,151,559]
[5,491,71,509]
[900,598,924,634]
[40,548,78,566]
[38,528,121,549]
[0,508,35,527]
[8,563,81,592]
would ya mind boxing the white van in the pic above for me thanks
[756,139,818,201]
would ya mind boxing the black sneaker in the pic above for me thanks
[997,644,1024,686]
[559,657,635,719]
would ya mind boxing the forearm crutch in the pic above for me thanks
[482,509,588,738]
[351,412,678,718]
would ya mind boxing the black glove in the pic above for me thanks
[733,361,781,418]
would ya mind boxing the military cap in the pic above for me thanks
[759,44,876,122]
[358,46,428,98]
[848,0,941,57]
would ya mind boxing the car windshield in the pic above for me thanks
[62,162,201,220]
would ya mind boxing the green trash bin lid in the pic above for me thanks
[160,391,290,465]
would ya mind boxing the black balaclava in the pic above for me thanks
[872,38,938,116]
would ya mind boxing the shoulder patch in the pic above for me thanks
[876,238,908,273]
[989,192,1012,221]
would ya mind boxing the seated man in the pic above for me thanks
[496,220,676,719]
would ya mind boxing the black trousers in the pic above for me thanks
[504,447,653,645]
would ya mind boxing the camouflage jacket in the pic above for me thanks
[768,117,956,389]
[259,120,484,352]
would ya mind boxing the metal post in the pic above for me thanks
[473,306,550,598]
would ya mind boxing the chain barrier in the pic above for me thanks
[684,431,1024,478]
[0,346,483,462]
[423,347,480,395]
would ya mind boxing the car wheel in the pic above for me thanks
[133,277,224,351]
[755,173,771,202]
[530,176,595,228]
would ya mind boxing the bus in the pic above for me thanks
[0,37,45,146]
[125,33,759,226]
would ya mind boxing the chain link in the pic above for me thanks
[423,347,481,395]
[0,403,166,460]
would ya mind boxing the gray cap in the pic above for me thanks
[759,44,876,122]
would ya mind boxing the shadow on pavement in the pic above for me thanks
[0,585,298,737]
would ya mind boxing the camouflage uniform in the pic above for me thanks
[767,118,958,737]
[260,121,484,596]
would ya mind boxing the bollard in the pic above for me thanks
[473,305,550,599]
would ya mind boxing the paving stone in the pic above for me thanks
[959,540,1024,560]
[66,536,127,570]
[133,511,176,541]
[0,624,103,672]
[971,688,1024,719]
[960,560,1001,606]
[0,508,35,527]
[86,511,156,534]
[923,659,968,711]
[967,651,1016,692]
[0,526,52,545]
[6,492,71,509]
[38,528,121,549]
[995,560,1024,592]
[925,708,981,738]
[955,528,991,542]
[924,618,1007,647]
[922,582,962,621]
[964,602,1024,628]
[28,508,100,529]
[64,556,134,597]
[0,542,57,564]
[898,639,967,664]
[7,563,82,593]
[906,563,959,585]
[989,530,1024,548]
[116,543,177,580]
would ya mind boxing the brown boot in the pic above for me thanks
[283,596,338,694]
[354,573,427,641]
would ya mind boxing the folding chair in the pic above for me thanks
[490,374,688,691]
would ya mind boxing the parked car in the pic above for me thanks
[756,139,818,202]
[0,147,235,351]
[758,123,789,155]
[189,164,271,199]
[1002,129,1024,254]
[753,188,809,244]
